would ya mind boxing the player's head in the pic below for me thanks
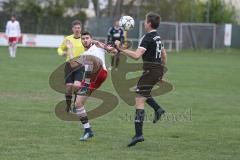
[11,14,16,21]
[114,20,120,28]
[144,12,160,31]
[81,31,93,48]
[72,20,81,37]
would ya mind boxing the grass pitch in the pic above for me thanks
[0,47,240,160]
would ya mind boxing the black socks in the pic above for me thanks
[146,97,164,112]
[65,94,72,108]
[135,109,145,137]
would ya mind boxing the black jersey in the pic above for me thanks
[107,26,124,44]
[138,30,164,69]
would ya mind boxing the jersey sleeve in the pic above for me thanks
[107,27,113,43]
[138,35,149,51]
[107,27,113,36]
[57,37,67,56]
[17,21,21,37]
[5,22,9,36]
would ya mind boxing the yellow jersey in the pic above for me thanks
[57,34,85,61]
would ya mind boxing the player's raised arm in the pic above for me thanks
[65,40,74,59]
[57,38,68,56]
[115,40,145,60]
[93,40,118,54]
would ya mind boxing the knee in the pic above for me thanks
[135,97,145,109]
[66,84,73,94]
[73,81,81,91]
[75,100,84,108]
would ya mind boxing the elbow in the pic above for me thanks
[57,49,63,56]
[57,52,62,56]
[162,57,167,65]
[162,60,166,66]
[134,54,141,60]
[135,52,142,60]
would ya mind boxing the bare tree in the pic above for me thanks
[125,0,137,15]
[113,0,124,19]
[92,0,99,17]
[107,0,113,16]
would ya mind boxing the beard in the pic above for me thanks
[84,42,93,49]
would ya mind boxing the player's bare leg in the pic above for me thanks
[127,96,145,147]
[75,95,94,141]
[115,53,120,71]
[65,83,73,112]
[109,55,115,70]
[72,80,81,113]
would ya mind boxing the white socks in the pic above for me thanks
[9,45,17,58]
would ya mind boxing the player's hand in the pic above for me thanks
[4,34,8,39]
[105,45,114,51]
[16,36,20,43]
[18,35,23,43]
[114,40,123,51]
[103,43,118,54]
[65,40,73,49]
[92,40,104,48]
[111,47,118,54]
[114,40,120,48]
[106,45,118,54]
[64,40,74,59]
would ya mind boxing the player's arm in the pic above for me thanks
[115,40,145,60]
[107,27,113,43]
[17,21,21,41]
[161,48,167,65]
[57,38,70,56]
[57,41,67,56]
[64,40,79,68]
[160,48,167,81]
[5,22,9,39]
[93,40,118,54]
[65,40,74,59]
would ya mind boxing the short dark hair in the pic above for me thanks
[146,12,160,29]
[72,20,81,27]
[81,31,92,38]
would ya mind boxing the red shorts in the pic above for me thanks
[81,67,107,93]
[8,37,18,43]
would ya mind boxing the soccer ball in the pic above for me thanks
[119,16,135,31]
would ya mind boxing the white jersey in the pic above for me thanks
[5,20,21,37]
[82,44,107,70]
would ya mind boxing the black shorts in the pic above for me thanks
[64,62,84,84]
[135,65,164,98]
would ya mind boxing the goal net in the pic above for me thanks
[179,23,216,50]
